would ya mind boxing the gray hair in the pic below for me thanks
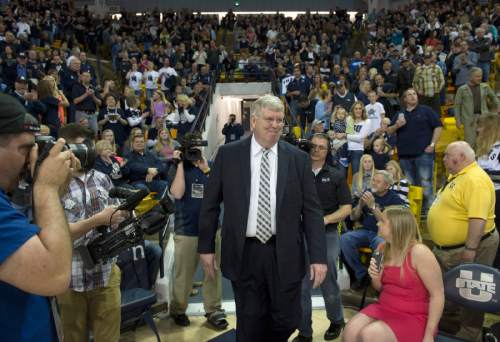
[470,67,483,76]
[448,141,476,161]
[251,94,284,118]
[375,170,394,186]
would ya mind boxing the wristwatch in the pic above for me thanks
[430,142,435,148]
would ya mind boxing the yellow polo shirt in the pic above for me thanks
[427,161,496,246]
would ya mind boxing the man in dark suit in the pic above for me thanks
[198,94,327,341]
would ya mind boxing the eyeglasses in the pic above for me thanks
[311,144,328,151]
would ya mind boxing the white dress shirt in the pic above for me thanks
[246,135,278,237]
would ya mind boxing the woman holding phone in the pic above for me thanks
[342,206,444,342]
[98,94,129,147]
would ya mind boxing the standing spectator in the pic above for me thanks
[293,134,352,342]
[397,58,416,96]
[287,66,312,126]
[97,94,128,148]
[347,101,371,175]
[454,67,499,148]
[332,80,356,112]
[452,41,478,88]
[475,115,500,268]
[79,52,96,86]
[427,141,498,341]
[388,89,442,212]
[72,71,102,133]
[222,113,244,144]
[144,61,160,100]
[340,170,406,289]
[365,90,386,134]
[471,27,493,82]
[412,53,445,116]
[37,78,63,138]
[125,63,143,97]
[158,57,178,96]
[351,154,375,200]
[343,206,444,342]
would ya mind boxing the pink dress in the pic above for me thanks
[361,249,432,342]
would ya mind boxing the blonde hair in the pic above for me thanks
[476,114,500,157]
[383,206,422,276]
[386,160,404,191]
[373,137,390,154]
[101,129,117,154]
[350,101,368,121]
[251,94,284,117]
[331,106,348,122]
[154,90,168,104]
[95,140,113,155]
[352,154,375,194]
[154,128,175,152]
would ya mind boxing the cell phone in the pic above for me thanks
[398,113,405,121]
[372,250,384,272]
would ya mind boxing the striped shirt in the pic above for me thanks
[61,170,119,292]
[413,63,445,98]
[478,142,500,191]
[390,178,410,204]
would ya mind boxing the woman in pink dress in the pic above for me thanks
[343,206,444,342]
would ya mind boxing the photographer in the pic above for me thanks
[168,148,227,330]
[221,113,244,144]
[57,124,127,342]
[0,94,74,341]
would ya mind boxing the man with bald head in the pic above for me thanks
[427,141,498,341]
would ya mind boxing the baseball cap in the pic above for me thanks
[18,52,26,58]
[16,76,27,83]
[0,94,40,134]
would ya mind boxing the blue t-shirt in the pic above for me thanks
[172,165,209,236]
[0,190,57,341]
[391,105,442,158]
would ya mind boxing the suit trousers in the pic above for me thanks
[434,229,499,342]
[170,232,223,315]
[232,238,302,342]
[57,264,121,342]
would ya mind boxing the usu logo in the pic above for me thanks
[456,270,496,302]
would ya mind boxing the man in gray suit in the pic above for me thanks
[198,94,327,342]
[454,67,499,148]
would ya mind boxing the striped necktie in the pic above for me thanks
[256,149,273,243]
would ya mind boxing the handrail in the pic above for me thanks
[189,65,221,134]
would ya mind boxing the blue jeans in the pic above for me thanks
[340,229,384,281]
[131,180,168,197]
[299,229,344,337]
[399,152,434,211]
[478,61,491,82]
[349,150,364,175]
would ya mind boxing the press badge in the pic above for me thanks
[321,177,330,183]
[230,134,236,141]
[192,183,204,199]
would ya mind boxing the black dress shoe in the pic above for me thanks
[324,321,345,340]
[291,335,313,342]
[172,313,190,326]
[351,275,370,290]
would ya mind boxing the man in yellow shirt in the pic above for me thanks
[427,141,498,342]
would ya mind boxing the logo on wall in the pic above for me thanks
[456,270,496,303]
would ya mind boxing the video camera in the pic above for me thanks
[175,132,208,162]
[281,125,313,153]
[77,188,175,269]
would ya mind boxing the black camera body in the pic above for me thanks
[281,128,313,153]
[35,135,91,167]
[177,132,208,162]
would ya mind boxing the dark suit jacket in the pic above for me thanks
[198,136,327,284]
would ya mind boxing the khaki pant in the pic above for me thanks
[434,229,499,342]
[463,114,480,149]
[170,231,222,315]
[57,264,121,342]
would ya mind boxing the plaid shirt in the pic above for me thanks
[61,169,119,292]
[412,63,445,98]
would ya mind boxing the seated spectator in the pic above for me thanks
[151,128,181,165]
[343,206,443,342]
[385,160,410,203]
[340,170,406,289]
[351,154,375,200]
[94,140,126,186]
[371,138,391,170]
[97,94,129,148]
[101,129,119,156]
[122,134,168,195]
[125,95,150,130]
[122,127,145,156]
